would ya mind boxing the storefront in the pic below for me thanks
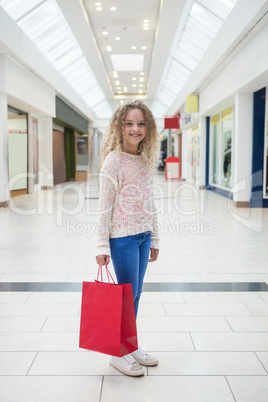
[8,106,28,196]
[209,106,234,191]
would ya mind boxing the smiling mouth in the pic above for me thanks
[130,133,141,137]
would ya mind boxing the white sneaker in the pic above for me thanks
[131,348,159,366]
[110,354,145,377]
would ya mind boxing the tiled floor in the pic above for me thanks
[0,174,268,401]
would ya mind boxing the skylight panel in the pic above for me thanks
[198,0,236,20]
[84,89,105,108]
[92,99,112,118]
[157,87,177,106]
[0,0,43,21]
[0,0,112,116]
[190,3,222,35]
[151,100,168,117]
[18,2,59,37]
[111,54,144,71]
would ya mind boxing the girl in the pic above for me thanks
[96,100,160,377]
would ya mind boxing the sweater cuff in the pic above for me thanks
[151,239,160,250]
[96,245,111,257]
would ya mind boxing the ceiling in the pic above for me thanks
[83,0,161,97]
[0,0,238,118]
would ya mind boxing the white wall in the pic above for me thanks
[6,57,55,117]
[200,24,268,115]
[0,93,9,204]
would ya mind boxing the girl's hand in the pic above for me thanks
[149,248,159,262]
[96,255,110,266]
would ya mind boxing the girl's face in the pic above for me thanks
[123,108,147,154]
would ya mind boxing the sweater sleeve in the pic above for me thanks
[96,154,119,256]
[150,197,160,249]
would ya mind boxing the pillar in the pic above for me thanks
[199,116,207,189]
[233,93,253,206]
[0,93,9,205]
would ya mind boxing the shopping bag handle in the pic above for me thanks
[97,264,116,285]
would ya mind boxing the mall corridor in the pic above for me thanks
[0,175,268,401]
[1,0,268,400]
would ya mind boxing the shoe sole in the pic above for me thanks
[109,361,145,377]
[134,360,159,367]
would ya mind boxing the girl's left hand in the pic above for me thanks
[149,248,159,262]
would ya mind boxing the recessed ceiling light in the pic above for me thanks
[139,90,143,94]
[118,91,122,94]
[113,74,118,78]
[139,84,143,87]
[117,87,121,89]
[106,46,112,51]
[124,89,128,92]
[141,46,147,50]
[123,87,127,89]
[140,72,144,75]
[103,31,108,35]
[96,7,103,11]
[139,78,144,82]
[132,84,137,87]
[110,6,116,11]
[131,46,137,50]
[115,80,120,85]
[132,77,137,81]
[95,2,101,5]
[115,37,120,40]
[143,27,149,30]
[143,19,149,22]
[113,71,117,74]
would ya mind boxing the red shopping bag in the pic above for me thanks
[79,265,138,357]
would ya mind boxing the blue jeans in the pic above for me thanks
[110,231,151,317]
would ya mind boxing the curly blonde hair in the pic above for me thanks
[99,100,160,171]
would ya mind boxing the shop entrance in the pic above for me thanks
[8,106,28,197]
[187,125,200,185]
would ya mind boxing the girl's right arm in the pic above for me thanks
[96,153,119,262]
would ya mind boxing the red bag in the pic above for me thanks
[79,265,138,357]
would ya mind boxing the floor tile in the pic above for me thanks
[26,292,82,304]
[0,376,102,402]
[0,316,46,331]
[246,303,268,316]
[137,316,231,332]
[0,332,80,351]
[28,351,122,376]
[192,332,268,351]
[140,292,184,304]
[0,292,32,303]
[143,274,202,282]
[164,303,252,317]
[41,317,79,332]
[0,274,69,282]
[200,274,267,282]
[101,376,234,402]
[256,352,268,372]
[227,376,268,402]
[183,292,264,303]
[0,351,36,375]
[138,332,195,351]
[21,266,86,274]
[226,316,268,331]
[257,292,268,302]
[138,303,165,317]
[0,303,80,316]
[147,351,266,375]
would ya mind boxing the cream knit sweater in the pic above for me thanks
[96,151,160,256]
